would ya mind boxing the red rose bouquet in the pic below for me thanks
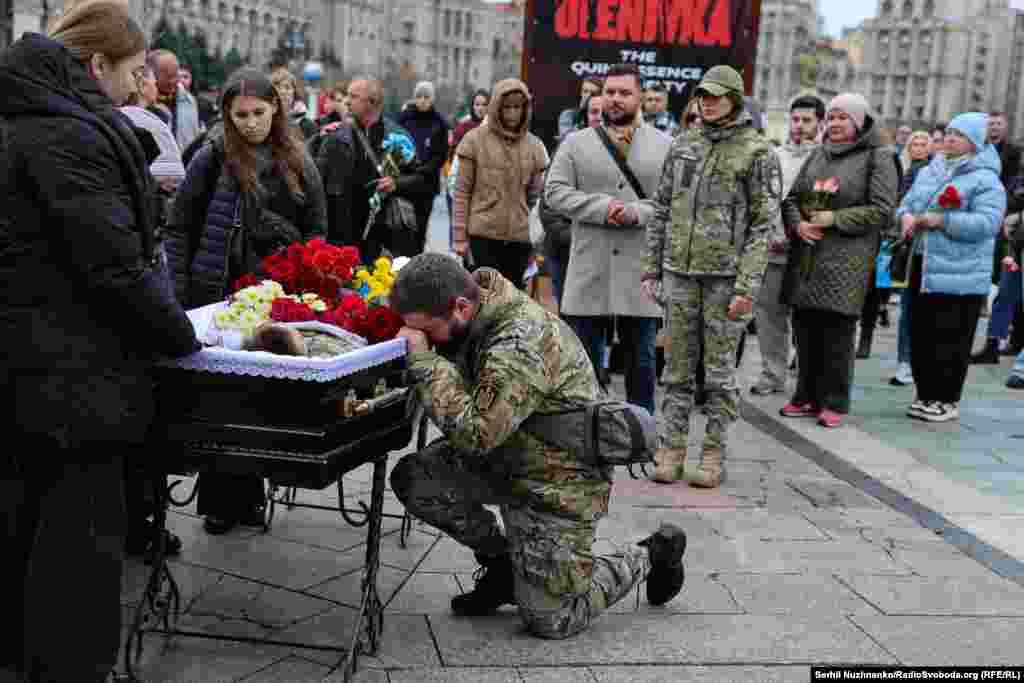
[227,239,405,345]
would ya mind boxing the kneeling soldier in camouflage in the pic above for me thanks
[390,253,687,638]
[642,65,780,487]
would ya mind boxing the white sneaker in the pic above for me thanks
[914,402,959,422]
[907,398,929,417]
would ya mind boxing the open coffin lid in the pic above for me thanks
[155,302,408,381]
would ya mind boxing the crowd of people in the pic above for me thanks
[2,0,1022,677]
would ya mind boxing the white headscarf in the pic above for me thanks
[119,106,186,181]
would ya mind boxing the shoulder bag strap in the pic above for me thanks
[353,125,382,178]
[594,126,647,201]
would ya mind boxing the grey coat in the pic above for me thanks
[545,125,669,317]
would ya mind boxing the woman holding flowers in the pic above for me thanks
[780,93,898,428]
[895,113,1006,422]
[166,68,327,534]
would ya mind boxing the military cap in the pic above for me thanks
[696,65,744,98]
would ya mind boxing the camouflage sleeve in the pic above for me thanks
[833,150,898,237]
[406,319,551,457]
[735,148,782,298]
[642,139,677,278]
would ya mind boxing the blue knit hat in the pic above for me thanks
[948,112,989,151]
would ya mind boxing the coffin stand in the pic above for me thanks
[118,332,426,683]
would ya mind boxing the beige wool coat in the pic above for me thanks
[545,124,669,317]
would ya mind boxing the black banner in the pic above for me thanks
[522,0,763,147]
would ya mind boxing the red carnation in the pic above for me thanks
[365,306,403,342]
[312,248,340,274]
[262,252,286,273]
[318,308,349,329]
[233,273,260,292]
[339,246,361,270]
[270,298,315,322]
[339,292,366,313]
[267,260,298,288]
[938,185,962,209]
[286,243,306,264]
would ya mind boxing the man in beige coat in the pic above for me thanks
[545,64,670,414]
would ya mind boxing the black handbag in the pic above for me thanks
[887,237,912,287]
[353,126,418,237]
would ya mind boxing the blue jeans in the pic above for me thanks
[897,287,912,364]
[1013,348,1024,379]
[986,268,1022,340]
[567,315,657,414]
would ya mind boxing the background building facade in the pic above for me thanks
[858,0,1015,130]
[3,0,521,114]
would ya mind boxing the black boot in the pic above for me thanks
[970,338,1001,365]
[451,555,517,616]
[638,523,687,606]
[856,327,874,359]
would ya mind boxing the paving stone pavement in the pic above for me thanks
[113,201,1024,681]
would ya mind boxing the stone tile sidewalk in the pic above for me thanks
[739,303,1024,577]
[119,406,1024,682]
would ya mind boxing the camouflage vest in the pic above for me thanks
[662,120,778,278]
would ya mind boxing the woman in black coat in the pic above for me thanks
[165,69,327,535]
[0,4,199,680]
[397,82,451,248]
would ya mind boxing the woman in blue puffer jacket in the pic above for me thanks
[895,112,1007,422]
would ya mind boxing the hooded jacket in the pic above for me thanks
[781,116,899,315]
[896,141,1005,297]
[0,33,199,447]
[453,79,549,244]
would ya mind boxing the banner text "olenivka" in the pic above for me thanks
[554,0,734,48]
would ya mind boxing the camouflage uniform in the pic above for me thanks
[643,102,781,457]
[391,269,650,638]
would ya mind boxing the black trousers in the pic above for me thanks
[792,307,858,413]
[860,277,887,332]
[909,256,984,403]
[0,442,125,682]
[469,236,533,290]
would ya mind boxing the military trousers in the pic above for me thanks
[660,274,749,450]
[390,440,650,639]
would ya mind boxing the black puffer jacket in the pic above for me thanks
[0,33,200,448]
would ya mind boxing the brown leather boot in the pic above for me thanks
[686,446,727,489]
[652,447,687,484]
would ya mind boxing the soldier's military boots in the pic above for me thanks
[652,447,687,484]
[450,555,517,616]
[638,523,687,606]
[685,446,727,488]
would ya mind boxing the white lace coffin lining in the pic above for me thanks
[155,302,408,382]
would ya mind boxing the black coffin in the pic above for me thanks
[149,357,416,488]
